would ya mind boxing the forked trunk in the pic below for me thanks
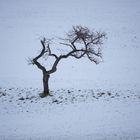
[40,73,50,98]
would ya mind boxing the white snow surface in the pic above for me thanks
[0,88,140,140]
[0,0,140,139]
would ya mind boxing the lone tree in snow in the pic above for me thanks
[31,25,106,97]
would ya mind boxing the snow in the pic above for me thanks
[0,88,140,139]
[0,0,140,139]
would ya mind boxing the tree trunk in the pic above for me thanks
[40,73,50,98]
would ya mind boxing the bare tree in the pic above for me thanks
[31,25,106,98]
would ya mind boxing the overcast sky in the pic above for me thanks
[0,0,140,88]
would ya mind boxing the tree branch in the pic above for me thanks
[31,25,106,75]
[46,44,58,59]
[32,39,47,72]
[59,42,74,50]
[47,49,87,74]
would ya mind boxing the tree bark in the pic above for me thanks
[40,72,50,98]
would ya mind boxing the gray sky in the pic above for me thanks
[0,0,140,87]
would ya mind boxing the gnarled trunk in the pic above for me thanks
[40,73,50,98]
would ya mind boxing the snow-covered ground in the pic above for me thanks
[0,0,140,139]
[0,87,140,140]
